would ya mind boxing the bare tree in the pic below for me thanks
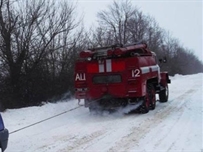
[0,0,83,109]
[97,0,135,45]
[126,11,149,42]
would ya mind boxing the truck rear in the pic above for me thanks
[74,42,170,113]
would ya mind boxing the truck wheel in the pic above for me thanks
[89,107,95,112]
[149,84,156,110]
[141,84,151,114]
[89,106,103,114]
[159,84,169,103]
[89,107,99,114]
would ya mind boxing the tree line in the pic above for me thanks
[0,0,202,111]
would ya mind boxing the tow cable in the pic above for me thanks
[9,105,82,135]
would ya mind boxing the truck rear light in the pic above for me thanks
[114,48,123,56]
[80,50,94,58]
[87,57,92,61]
[75,83,86,87]
[111,60,125,72]
[75,92,86,99]
[75,88,88,91]
[107,50,113,56]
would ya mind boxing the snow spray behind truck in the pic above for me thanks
[74,42,171,113]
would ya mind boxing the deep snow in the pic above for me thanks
[1,73,203,152]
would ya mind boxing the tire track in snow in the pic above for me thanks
[163,89,202,152]
[108,88,197,152]
[60,129,107,152]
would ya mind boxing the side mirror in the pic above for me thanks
[159,57,167,63]
[159,59,163,63]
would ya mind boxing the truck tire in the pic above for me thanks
[159,84,169,103]
[149,84,156,110]
[89,104,104,114]
[89,107,96,112]
[141,84,151,113]
[89,107,102,114]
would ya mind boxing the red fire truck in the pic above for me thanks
[74,42,171,113]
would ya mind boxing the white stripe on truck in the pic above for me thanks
[140,67,150,74]
[141,65,159,74]
[150,65,159,72]
[106,59,112,72]
[99,60,104,72]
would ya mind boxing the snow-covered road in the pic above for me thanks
[2,73,203,152]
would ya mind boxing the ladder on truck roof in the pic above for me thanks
[80,41,151,59]
[88,41,146,51]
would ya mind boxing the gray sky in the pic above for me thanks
[77,0,202,61]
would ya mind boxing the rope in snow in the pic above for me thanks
[9,105,82,135]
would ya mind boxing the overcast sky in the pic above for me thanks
[76,0,202,61]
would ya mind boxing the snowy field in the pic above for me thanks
[1,73,203,152]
